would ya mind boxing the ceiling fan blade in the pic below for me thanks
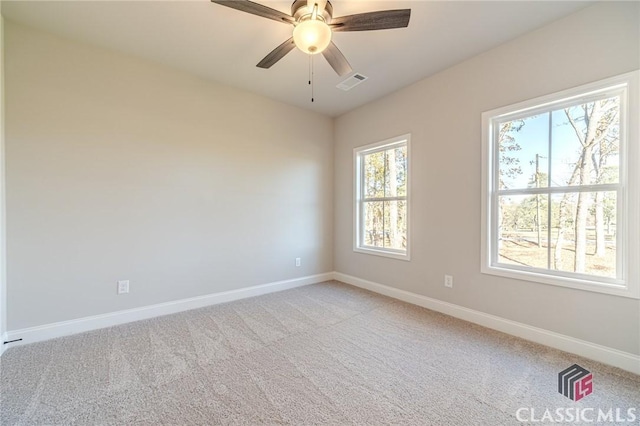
[257,37,296,69]
[331,9,411,32]
[322,41,352,76]
[211,0,295,25]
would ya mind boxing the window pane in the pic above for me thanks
[551,96,620,187]
[498,194,549,269]
[356,137,409,258]
[550,192,617,278]
[484,74,635,296]
[363,201,384,247]
[383,200,407,250]
[385,146,408,197]
[498,115,549,190]
[363,151,385,198]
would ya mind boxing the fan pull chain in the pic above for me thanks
[311,55,315,103]
[307,55,316,103]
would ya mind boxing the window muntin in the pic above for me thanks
[354,135,410,260]
[482,72,639,298]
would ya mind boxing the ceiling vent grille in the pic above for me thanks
[336,73,368,91]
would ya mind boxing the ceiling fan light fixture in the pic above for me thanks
[211,0,410,78]
[293,18,332,55]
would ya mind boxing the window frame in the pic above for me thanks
[353,134,411,261]
[481,71,639,299]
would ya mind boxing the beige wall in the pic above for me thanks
[334,2,640,355]
[4,21,333,330]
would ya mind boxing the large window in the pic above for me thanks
[482,72,639,298]
[354,135,410,260]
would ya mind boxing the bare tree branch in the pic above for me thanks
[565,109,586,147]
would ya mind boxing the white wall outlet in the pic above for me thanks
[444,275,453,288]
[295,257,301,267]
[117,280,130,294]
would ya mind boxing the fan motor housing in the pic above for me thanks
[292,0,333,23]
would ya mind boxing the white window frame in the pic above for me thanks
[481,71,639,299]
[354,134,411,261]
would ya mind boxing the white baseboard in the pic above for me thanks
[334,272,640,375]
[5,271,639,375]
[3,273,333,349]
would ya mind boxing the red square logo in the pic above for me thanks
[559,364,593,401]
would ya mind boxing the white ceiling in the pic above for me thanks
[1,0,594,117]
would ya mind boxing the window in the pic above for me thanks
[482,71,639,298]
[354,135,410,260]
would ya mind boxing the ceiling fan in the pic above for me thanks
[210,0,411,76]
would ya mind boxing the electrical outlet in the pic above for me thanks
[444,275,453,288]
[295,258,301,267]
[117,280,130,294]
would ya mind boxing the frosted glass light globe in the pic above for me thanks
[293,19,332,54]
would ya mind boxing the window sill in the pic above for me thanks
[481,264,639,299]
[354,246,410,261]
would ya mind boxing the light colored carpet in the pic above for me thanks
[1,281,638,425]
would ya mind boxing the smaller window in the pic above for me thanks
[354,135,410,260]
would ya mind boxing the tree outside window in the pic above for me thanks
[355,135,410,260]
[482,71,639,298]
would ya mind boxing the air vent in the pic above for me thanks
[336,73,368,91]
